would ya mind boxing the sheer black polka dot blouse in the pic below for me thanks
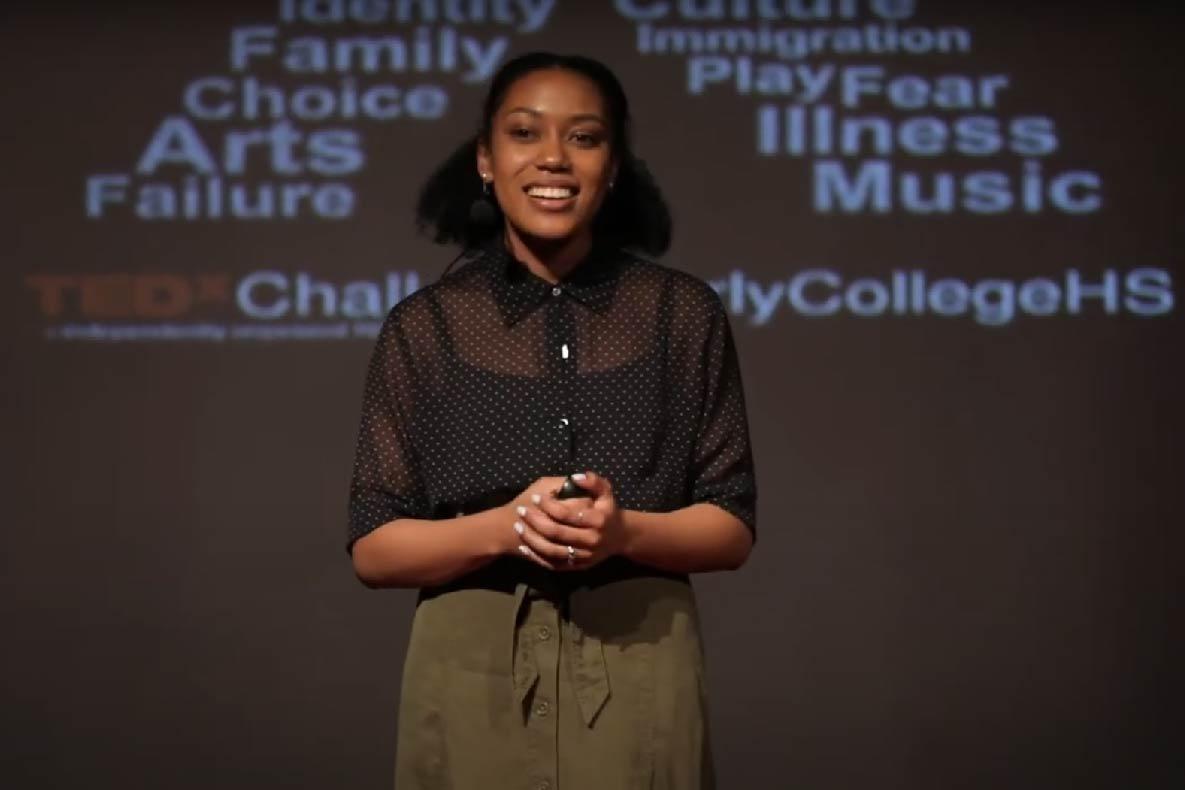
[346,241,757,584]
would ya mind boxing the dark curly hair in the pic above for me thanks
[415,52,672,256]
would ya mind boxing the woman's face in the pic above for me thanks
[478,68,616,248]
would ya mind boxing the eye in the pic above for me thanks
[508,126,536,141]
[570,130,604,147]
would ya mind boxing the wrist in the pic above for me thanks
[490,500,521,557]
[617,509,640,559]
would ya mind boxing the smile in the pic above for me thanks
[525,185,578,200]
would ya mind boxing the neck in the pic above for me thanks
[503,227,593,284]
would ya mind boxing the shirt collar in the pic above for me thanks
[478,240,625,327]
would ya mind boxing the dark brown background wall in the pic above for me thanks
[3,1,1182,788]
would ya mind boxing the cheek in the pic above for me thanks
[490,144,532,180]
[575,153,611,185]
[579,164,614,208]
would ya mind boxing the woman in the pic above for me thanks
[347,52,757,790]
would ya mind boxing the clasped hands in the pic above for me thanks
[508,472,626,571]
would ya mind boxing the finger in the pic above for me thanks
[568,506,603,532]
[520,510,597,553]
[516,521,592,566]
[514,538,555,570]
[519,501,585,541]
[534,494,595,526]
[540,495,611,530]
[570,470,611,499]
[549,504,605,533]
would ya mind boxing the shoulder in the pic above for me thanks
[618,249,728,318]
[382,249,486,328]
[366,251,486,367]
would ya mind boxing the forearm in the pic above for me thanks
[620,503,753,574]
[351,506,513,589]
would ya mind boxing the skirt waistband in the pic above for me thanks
[419,555,688,604]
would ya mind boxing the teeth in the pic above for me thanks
[527,186,574,199]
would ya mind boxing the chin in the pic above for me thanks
[509,216,585,244]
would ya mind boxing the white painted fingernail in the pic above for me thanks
[571,473,587,481]
[516,505,527,517]
[514,521,525,536]
[518,545,530,555]
[531,493,542,505]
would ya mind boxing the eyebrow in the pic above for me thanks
[503,107,607,125]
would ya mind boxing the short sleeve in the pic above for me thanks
[689,295,758,536]
[346,312,431,554]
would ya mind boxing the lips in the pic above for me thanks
[524,182,579,200]
[521,182,579,216]
[526,185,576,199]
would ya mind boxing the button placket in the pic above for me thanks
[521,596,560,790]
[545,297,579,468]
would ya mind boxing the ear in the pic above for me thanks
[476,140,492,183]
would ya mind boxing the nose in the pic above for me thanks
[536,131,570,171]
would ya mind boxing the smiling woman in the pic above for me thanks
[477,68,616,264]
[348,52,757,790]
[416,53,671,260]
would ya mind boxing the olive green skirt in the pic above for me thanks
[393,576,714,790]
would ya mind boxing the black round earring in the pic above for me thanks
[469,176,497,226]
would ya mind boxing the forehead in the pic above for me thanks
[497,68,608,120]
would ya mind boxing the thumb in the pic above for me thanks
[571,470,611,499]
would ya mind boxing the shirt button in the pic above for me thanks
[535,700,550,717]
[560,343,570,359]
[538,627,551,641]
[551,286,562,296]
